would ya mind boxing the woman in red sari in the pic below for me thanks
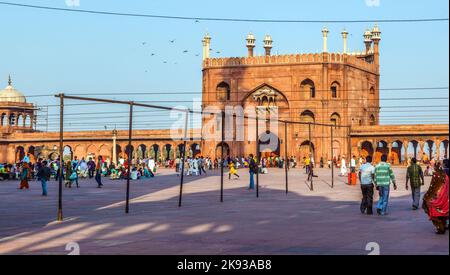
[19,162,30,189]
[422,163,449,234]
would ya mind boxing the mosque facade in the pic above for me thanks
[0,27,449,164]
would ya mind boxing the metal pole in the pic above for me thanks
[220,111,225,202]
[308,123,313,191]
[125,102,133,214]
[284,121,288,194]
[256,112,259,198]
[178,110,189,207]
[331,125,334,188]
[57,94,64,221]
[347,126,352,164]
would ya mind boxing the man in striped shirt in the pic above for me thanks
[374,154,397,216]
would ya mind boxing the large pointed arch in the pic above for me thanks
[241,83,290,108]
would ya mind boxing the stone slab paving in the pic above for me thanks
[0,167,448,255]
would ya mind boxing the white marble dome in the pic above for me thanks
[0,76,26,103]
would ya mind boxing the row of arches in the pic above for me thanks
[215,80,375,102]
[300,110,376,127]
[300,110,342,126]
[360,139,449,164]
[1,112,33,128]
[14,143,204,163]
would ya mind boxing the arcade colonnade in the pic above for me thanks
[354,138,449,165]
[9,140,204,164]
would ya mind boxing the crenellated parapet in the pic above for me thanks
[203,52,378,74]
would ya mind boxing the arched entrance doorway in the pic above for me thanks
[163,144,173,160]
[190,143,201,158]
[216,142,230,158]
[15,146,25,162]
[391,140,403,165]
[258,131,280,158]
[360,141,374,159]
[150,144,160,161]
[299,140,315,162]
[63,145,73,162]
[440,140,449,160]
[137,144,147,160]
[407,140,420,159]
[125,144,134,161]
[374,141,388,163]
[423,140,436,163]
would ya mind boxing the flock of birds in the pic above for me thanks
[140,37,221,73]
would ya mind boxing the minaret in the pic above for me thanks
[322,26,329,53]
[341,29,348,54]
[371,24,381,64]
[363,29,373,54]
[246,33,256,57]
[202,33,211,60]
[263,35,273,56]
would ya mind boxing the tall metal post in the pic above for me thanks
[125,102,133,213]
[178,110,189,207]
[256,112,259,198]
[331,125,334,188]
[284,121,288,194]
[347,126,352,163]
[57,94,64,221]
[308,123,313,191]
[220,111,225,202]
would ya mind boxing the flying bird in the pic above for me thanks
[195,54,200,57]
[151,53,155,56]
[142,42,147,45]
[169,39,176,43]
[183,50,188,53]
[163,61,167,64]
[195,20,200,23]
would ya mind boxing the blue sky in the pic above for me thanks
[0,0,448,130]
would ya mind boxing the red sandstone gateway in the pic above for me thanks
[0,27,449,164]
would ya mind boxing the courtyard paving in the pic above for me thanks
[0,167,448,255]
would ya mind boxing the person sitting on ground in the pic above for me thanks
[130,167,139,180]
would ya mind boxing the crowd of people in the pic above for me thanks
[358,154,449,234]
[1,151,448,234]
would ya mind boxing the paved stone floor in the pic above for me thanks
[0,167,448,255]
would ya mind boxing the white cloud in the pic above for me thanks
[365,0,381,7]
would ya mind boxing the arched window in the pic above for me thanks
[300,110,315,123]
[331,81,340,98]
[0,113,6,126]
[9,113,16,126]
[216,82,231,101]
[17,114,23,127]
[25,116,31,127]
[330,112,341,127]
[300,79,315,99]
[369,86,375,95]
[369,114,376,126]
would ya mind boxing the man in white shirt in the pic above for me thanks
[350,155,357,173]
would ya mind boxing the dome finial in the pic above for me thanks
[8,74,12,86]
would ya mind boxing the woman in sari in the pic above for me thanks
[422,162,449,234]
[19,162,30,189]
